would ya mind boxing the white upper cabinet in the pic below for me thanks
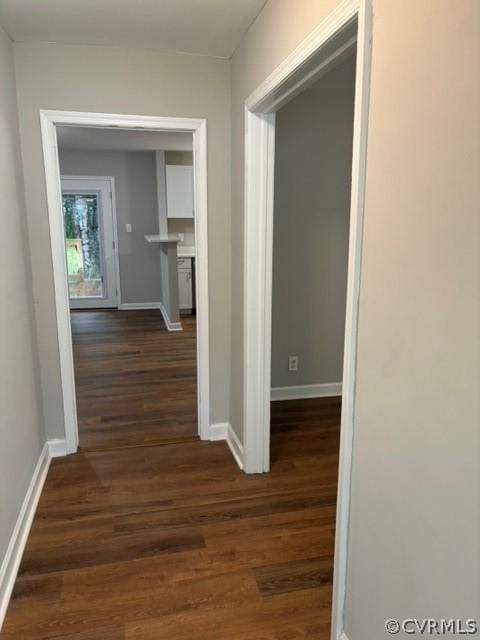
[166,165,194,218]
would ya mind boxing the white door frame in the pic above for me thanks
[40,111,210,453]
[61,175,121,309]
[242,1,372,638]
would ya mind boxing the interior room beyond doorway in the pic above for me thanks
[56,125,200,451]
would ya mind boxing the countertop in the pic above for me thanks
[177,246,195,258]
[144,234,180,243]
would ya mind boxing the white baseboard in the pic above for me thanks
[271,382,342,401]
[47,438,67,458]
[120,302,183,332]
[119,302,162,310]
[209,422,228,441]
[208,423,244,470]
[0,441,52,630]
[158,302,183,332]
[226,424,244,470]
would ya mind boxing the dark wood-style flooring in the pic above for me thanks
[2,310,341,640]
[71,310,198,450]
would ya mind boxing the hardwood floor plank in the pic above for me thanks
[59,523,333,603]
[71,310,198,450]
[24,516,114,550]
[1,570,258,640]
[43,626,126,640]
[274,620,331,640]
[253,556,333,596]
[125,586,332,640]
[114,487,337,534]
[18,527,205,576]
[201,506,336,544]
[10,574,63,606]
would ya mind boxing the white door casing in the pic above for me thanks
[242,1,372,638]
[40,112,210,454]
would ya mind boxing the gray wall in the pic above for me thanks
[271,77,354,388]
[165,150,193,166]
[13,41,231,435]
[345,2,479,634]
[231,0,479,635]
[59,149,162,305]
[0,25,45,566]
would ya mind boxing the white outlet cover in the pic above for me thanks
[126,223,132,233]
[288,355,299,371]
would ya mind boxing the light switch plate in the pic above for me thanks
[126,223,132,233]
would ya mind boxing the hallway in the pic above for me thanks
[2,397,341,639]
[71,310,198,450]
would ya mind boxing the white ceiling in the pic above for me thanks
[57,127,193,152]
[0,0,267,58]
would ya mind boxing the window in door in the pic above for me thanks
[63,193,103,299]
[61,177,118,309]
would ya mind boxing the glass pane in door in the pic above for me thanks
[63,193,104,299]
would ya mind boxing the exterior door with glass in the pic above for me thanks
[61,176,118,309]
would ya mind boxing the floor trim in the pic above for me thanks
[0,441,53,630]
[158,302,183,332]
[271,382,342,401]
[209,422,228,441]
[209,423,244,470]
[118,302,162,310]
[119,302,183,332]
[47,438,67,458]
[226,424,244,470]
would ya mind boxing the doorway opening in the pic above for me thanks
[271,47,356,634]
[242,2,371,638]
[58,128,200,450]
[40,112,210,454]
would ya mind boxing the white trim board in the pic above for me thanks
[119,302,161,310]
[242,2,372,639]
[226,424,244,470]
[158,302,183,332]
[40,111,210,448]
[271,383,342,401]
[0,439,61,629]
[48,438,67,458]
[119,302,183,331]
[209,422,228,441]
[208,423,244,471]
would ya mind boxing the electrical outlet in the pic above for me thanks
[288,355,299,372]
[125,223,132,233]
